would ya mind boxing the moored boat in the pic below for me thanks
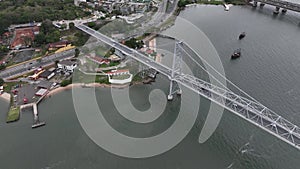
[239,32,246,40]
[231,48,241,59]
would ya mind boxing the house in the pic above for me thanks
[39,70,55,80]
[10,26,40,50]
[108,54,121,62]
[88,55,110,65]
[48,41,69,51]
[57,60,77,72]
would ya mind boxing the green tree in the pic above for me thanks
[61,79,72,87]
[69,22,75,30]
[0,78,4,86]
[75,48,80,57]
[87,22,96,28]
[0,64,6,71]
[55,60,59,67]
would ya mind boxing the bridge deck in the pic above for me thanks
[253,0,300,12]
[76,24,300,150]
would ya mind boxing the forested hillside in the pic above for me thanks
[0,0,89,34]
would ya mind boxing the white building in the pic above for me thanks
[57,60,77,72]
[74,0,87,6]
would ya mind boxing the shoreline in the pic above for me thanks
[45,82,130,98]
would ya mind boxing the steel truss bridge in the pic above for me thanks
[76,24,300,151]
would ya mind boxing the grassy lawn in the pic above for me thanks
[6,106,20,123]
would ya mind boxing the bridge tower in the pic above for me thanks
[168,41,183,101]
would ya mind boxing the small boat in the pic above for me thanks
[239,32,246,40]
[231,48,241,59]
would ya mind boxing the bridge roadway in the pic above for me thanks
[251,0,300,13]
[76,24,300,150]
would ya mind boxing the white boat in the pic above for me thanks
[223,3,230,11]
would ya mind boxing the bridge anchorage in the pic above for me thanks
[248,0,300,14]
[75,23,300,152]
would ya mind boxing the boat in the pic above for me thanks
[239,32,246,40]
[231,48,241,59]
[223,3,230,11]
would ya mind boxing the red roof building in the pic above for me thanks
[10,26,39,49]
[88,55,110,65]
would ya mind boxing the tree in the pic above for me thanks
[87,22,96,28]
[55,60,59,67]
[69,22,75,30]
[0,64,6,71]
[0,78,4,86]
[75,48,80,58]
[34,33,46,46]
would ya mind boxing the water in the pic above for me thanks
[1,5,300,169]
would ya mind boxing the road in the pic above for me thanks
[0,49,75,80]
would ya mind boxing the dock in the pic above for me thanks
[19,92,47,129]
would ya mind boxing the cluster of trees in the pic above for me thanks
[124,38,144,49]
[0,0,89,34]
[60,79,72,87]
[0,78,4,86]
[178,0,193,8]
[0,64,6,71]
[34,20,61,46]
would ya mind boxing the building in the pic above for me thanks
[134,4,147,13]
[35,88,48,96]
[74,0,87,6]
[10,26,40,50]
[108,54,121,62]
[57,60,77,72]
[106,69,133,84]
[48,41,69,51]
[39,70,55,80]
[87,55,110,65]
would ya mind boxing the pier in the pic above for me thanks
[19,93,47,128]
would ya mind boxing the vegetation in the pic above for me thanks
[124,38,144,49]
[0,64,6,71]
[75,48,80,58]
[61,79,72,87]
[178,0,193,8]
[0,78,4,86]
[7,107,20,123]
[2,81,26,93]
[0,0,89,34]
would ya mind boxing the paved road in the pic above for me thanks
[0,50,75,80]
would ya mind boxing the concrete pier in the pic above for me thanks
[19,97,46,128]
[253,1,258,7]
[274,6,280,14]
